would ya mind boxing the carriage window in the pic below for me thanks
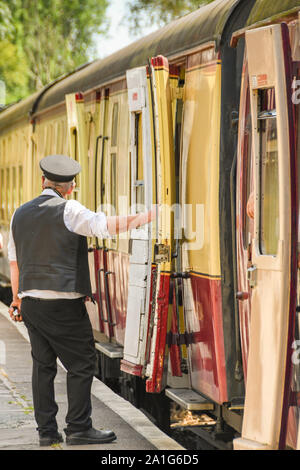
[46,124,53,155]
[0,169,4,221]
[134,113,144,211]
[19,166,23,206]
[110,103,118,219]
[110,153,117,212]
[242,84,252,250]
[12,167,17,213]
[6,168,10,220]
[111,103,119,147]
[258,88,279,256]
[71,128,79,200]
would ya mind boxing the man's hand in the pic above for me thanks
[146,205,157,223]
[0,233,3,250]
[134,205,157,229]
[9,298,22,322]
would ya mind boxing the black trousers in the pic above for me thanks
[21,296,96,436]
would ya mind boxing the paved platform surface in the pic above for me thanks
[0,301,184,452]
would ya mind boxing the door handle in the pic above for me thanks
[97,268,106,323]
[104,271,116,328]
[247,265,257,288]
[236,291,250,301]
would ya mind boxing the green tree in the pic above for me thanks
[0,0,28,104]
[0,1,13,39]
[10,0,109,91]
[0,39,29,105]
[125,0,215,32]
[0,0,109,104]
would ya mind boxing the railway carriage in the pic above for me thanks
[0,0,300,450]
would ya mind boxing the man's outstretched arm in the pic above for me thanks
[107,207,156,235]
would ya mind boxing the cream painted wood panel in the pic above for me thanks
[234,24,294,450]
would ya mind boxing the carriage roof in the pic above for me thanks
[0,0,240,131]
[1,0,300,132]
[246,0,300,26]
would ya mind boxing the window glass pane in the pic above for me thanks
[111,103,119,147]
[136,113,143,180]
[19,166,23,206]
[12,167,16,212]
[71,130,79,200]
[259,88,279,255]
[6,168,10,220]
[110,153,117,211]
[242,85,252,249]
[0,169,4,220]
[135,113,144,210]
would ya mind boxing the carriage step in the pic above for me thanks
[165,388,214,411]
[95,340,123,359]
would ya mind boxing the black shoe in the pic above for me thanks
[65,427,116,445]
[39,432,63,447]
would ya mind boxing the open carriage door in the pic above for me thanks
[121,66,153,375]
[121,57,175,393]
[234,24,298,450]
[65,93,88,207]
[145,56,175,393]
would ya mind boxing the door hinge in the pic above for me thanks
[170,86,184,101]
[154,243,170,263]
[166,330,205,347]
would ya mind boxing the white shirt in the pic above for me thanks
[8,189,110,299]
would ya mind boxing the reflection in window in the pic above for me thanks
[110,153,117,212]
[110,103,119,219]
[19,166,23,206]
[242,84,252,250]
[6,168,10,218]
[258,88,279,255]
[70,128,79,200]
[111,103,119,147]
[134,113,144,211]
[12,167,16,213]
[0,169,4,220]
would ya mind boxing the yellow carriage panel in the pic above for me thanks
[182,59,222,278]
[0,125,29,223]
[0,123,30,279]
[151,56,176,273]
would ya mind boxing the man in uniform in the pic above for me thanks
[8,154,155,447]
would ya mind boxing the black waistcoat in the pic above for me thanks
[12,194,92,297]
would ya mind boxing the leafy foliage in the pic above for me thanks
[125,0,215,33]
[0,39,29,105]
[0,0,215,104]
[0,0,109,104]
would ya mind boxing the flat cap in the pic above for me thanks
[40,155,81,182]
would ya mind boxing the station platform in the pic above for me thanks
[0,301,184,452]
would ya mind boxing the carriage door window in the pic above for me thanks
[6,168,10,220]
[110,102,118,214]
[258,88,279,255]
[12,167,17,214]
[134,113,144,212]
[19,166,23,206]
[242,82,252,250]
[0,169,4,221]
[71,128,80,200]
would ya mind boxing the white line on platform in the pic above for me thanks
[0,302,184,451]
